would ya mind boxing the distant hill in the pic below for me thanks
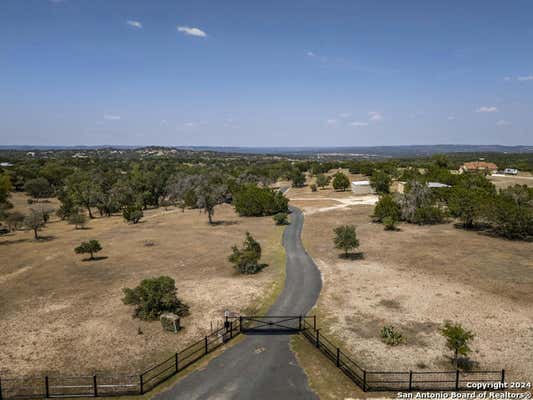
[1,144,532,157]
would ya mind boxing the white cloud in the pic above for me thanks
[104,114,121,120]
[517,75,533,81]
[338,112,351,119]
[503,76,511,81]
[476,106,498,113]
[326,119,337,125]
[350,121,368,127]
[127,20,143,29]
[496,119,511,126]
[184,122,195,127]
[368,111,383,121]
[306,51,316,57]
[177,26,207,37]
[447,115,456,121]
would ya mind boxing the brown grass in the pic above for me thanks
[298,199,533,381]
[0,193,285,376]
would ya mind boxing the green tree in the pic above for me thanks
[373,194,401,223]
[440,322,475,368]
[228,232,264,274]
[290,169,306,188]
[24,210,47,239]
[75,240,102,260]
[24,177,52,198]
[123,205,144,224]
[0,173,12,204]
[315,174,330,189]
[122,276,189,320]
[195,181,227,224]
[486,185,532,240]
[448,187,486,229]
[5,211,24,231]
[68,210,87,229]
[369,170,391,194]
[332,172,350,191]
[65,171,100,219]
[333,225,359,257]
[273,212,289,225]
[233,185,288,217]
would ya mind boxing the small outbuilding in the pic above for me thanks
[351,180,375,195]
[504,168,518,175]
[160,313,181,333]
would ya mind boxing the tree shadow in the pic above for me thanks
[0,238,30,246]
[35,235,56,242]
[210,220,240,226]
[443,356,479,371]
[339,252,364,260]
[81,256,108,262]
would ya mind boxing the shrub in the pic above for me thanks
[228,232,265,274]
[123,206,143,224]
[373,194,401,222]
[440,322,474,368]
[310,184,317,192]
[332,172,350,191]
[412,206,446,225]
[333,225,359,257]
[24,177,52,198]
[290,169,306,188]
[68,211,87,229]
[380,326,404,346]
[273,212,289,225]
[122,276,189,320]
[486,185,532,240]
[383,216,397,231]
[74,240,102,260]
[316,174,330,189]
[233,185,288,217]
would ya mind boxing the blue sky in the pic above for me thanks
[1,0,532,146]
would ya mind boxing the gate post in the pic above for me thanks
[455,370,460,390]
[409,370,413,391]
[239,316,243,332]
[315,329,320,348]
[205,336,208,354]
[336,348,340,367]
[313,315,316,330]
[299,315,302,331]
[45,376,49,398]
[93,375,97,397]
[501,369,505,384]
[363,370,367,392]
[139,374,144,395]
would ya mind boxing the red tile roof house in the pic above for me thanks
[459,161,498,174]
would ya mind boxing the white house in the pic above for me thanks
[504,168,518,175]
[351,180,375,195]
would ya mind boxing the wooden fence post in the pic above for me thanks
[139,374,144,395]
[409,370,413,391]
[205,336,208,355]
[45,376,49,398]
[93,375,97,397]
[501,369,505,384]
[175,353,179,373]
[315,329,320,348]
[336,348,340,367]
[455,370,460,390]
[363,370,367,392]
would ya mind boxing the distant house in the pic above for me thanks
[504,168,518,175]
[351,180,375,195]
[0,162,13,167]
[394,181,450,194]
[459,161,498,174]
[427,182,451,188]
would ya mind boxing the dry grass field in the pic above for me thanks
[0,193,285,376]
[290,187,533,382]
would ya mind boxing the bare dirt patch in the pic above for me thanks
[299,204,533,380]
[0,194,285,376]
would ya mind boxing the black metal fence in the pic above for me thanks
[301,319,505,392]
[0,319,241,400]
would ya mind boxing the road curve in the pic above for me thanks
[154,206,322,400]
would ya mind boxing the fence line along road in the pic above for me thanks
[0,316,506,399]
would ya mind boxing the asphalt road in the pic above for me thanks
[154,206,322,400]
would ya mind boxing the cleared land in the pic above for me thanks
[290,185,533,382]
[0,193,285,376]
